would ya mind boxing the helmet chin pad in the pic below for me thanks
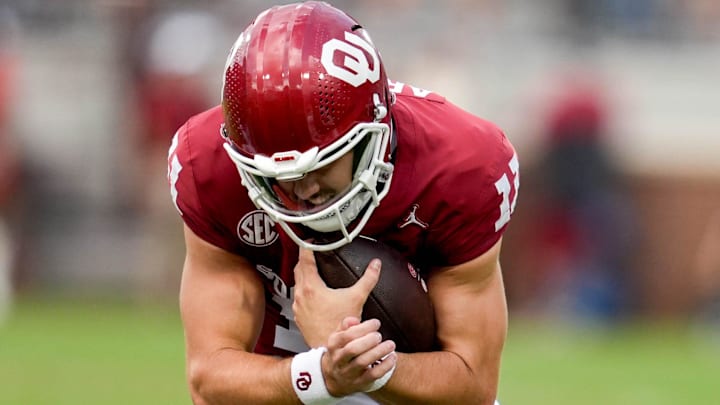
[304,187,372,232]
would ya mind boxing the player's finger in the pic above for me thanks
[351,340,396,372]
[328,318,381,348]
[352,258,381,297]
[361,351,397,385]
[339,330,383,362]
[294,247,325,285]
[339,316,361,331]
[339,346,396,387]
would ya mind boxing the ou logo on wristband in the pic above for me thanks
[296,371,312,391]
[321,31,380,87]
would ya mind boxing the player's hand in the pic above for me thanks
[293,247,381,348]
[322,317,397,397]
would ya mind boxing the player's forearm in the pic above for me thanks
[369,350,500,405]
[187,348,300,405]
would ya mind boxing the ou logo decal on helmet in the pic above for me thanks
[321,31,380,87]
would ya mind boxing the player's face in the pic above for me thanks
[276,151,354,211]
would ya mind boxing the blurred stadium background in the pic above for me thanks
[1,0,719,404]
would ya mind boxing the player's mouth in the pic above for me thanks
[304,191,337,209]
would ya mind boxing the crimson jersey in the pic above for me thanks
[168,81,519,356]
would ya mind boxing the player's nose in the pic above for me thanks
[293,175,320,201]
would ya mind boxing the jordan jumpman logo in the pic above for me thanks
[398,204,428,229]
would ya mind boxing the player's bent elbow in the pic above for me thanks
[479,395,499,405]
[453,372,497,405]
[186,360,214,405]
[454,387,496,405]
[475,383,499,405]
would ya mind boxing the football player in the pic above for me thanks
[169,2,518,404]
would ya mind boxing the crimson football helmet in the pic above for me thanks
[221,1,394,251]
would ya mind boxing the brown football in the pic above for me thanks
[314,236,436,353]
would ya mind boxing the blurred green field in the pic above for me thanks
[1,297,719,405]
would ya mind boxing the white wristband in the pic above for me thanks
[291,347,340,405]
[364,352,396,392]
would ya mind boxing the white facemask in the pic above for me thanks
[223,121,394,251]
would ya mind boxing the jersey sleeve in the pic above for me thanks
[167,121,237,252]
[426,126,520,266]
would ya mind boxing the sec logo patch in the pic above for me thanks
[237,210,278,247]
